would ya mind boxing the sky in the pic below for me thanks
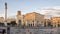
[0,0,60,18]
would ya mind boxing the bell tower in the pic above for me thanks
[16,10,22,26]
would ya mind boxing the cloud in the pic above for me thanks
[41,6,60,15]
[23,6,60,19]
[0,6,60,19]
[36,6,60,19]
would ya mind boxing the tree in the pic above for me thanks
[10,21,17,26]
[7,23,11,26]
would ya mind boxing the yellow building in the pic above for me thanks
[51,17,60,27]
[23,12,44,27]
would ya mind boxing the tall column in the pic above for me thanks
[5,2,7,22]
[46,20,48,27]
[4,2,7,26]
[56,22,58,27]
[53,24,54,27]
[21,15,24,25]
[34,19,36,26]
[25,21,27,26]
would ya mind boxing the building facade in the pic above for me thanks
[51,17,60,27]
[23,12,44,27]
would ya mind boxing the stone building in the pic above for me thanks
[51,17,60,27]
[23,12,44,27]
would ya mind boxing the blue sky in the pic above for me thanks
[0,0,60,18]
